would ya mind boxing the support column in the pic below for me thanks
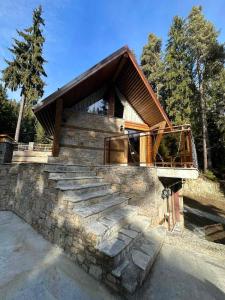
[52,98,63,157]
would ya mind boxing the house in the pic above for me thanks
[33,46,197,171]
[0,46,198,294]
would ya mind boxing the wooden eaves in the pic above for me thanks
[33,46,172,136]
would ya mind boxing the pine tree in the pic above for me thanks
[2,6,46,142]
[141,34,163,98]
[163,16,193,125]
[207,67,225,173]
[0,84,19,137]
[187,6,225,171]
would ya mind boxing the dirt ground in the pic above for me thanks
[184,193,225,218]
[184,190,225,244]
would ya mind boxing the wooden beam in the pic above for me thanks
[153,121,166,159]
[125,121,150,131]
[149,121,167,132]
[52,98,63,157]
[147,134,153,165]
[112,54,128,83]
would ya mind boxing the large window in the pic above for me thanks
[87,99,108,115]
[73,87,109,116]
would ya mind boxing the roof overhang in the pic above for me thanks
[33,46,172,135]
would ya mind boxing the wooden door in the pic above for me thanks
[107,138,128,164]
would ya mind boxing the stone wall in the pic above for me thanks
[57,111,124,164]
[96,165,166,224]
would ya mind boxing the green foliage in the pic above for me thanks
[163,16,192,125]
[203,170,217,181]
[141,34,164,97]
[2,6,46,104]
[35,121,49,143]
[141,5,225,175]
[0,84,18,137]
[2,6,46,142]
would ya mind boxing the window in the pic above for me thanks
[73,87,109,116]
[87,99,108,115]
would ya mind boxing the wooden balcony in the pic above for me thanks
[104,124,198,170]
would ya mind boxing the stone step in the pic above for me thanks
[49,176,104,187]
[59,189,117,208]
[48,171,97,179]
[96,215,152,269]
[57,182,112,196]
[85,206,139,244]
[73,196,128,223]
[44,164,92,173]
[12,155,48,163]
[115,226,166,294]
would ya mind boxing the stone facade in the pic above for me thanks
[56,111,124,165]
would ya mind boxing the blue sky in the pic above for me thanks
[0,0,225,100]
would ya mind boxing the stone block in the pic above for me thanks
[131,249,150,271]
[89,264,102,280]
[119,228,139,239]
[77,254,85,264]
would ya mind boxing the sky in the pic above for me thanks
[0,0,225,101]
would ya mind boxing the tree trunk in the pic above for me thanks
[200,83,208,172]
[14,95,25,142]
[206,124,213,169]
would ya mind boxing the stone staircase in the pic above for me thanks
[44,164,166,295]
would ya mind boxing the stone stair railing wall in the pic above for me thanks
[0,163,167,295]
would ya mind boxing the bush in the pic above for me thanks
[203,170,218,181]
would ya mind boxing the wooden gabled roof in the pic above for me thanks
[33,46,171,135]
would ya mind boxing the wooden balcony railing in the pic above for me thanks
[104,125,198,168]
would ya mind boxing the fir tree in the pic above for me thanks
[187,6,225,171]
[163,16,193,125]
[2,6,46,142]
[0,84,19,137]
[141,33,163,98]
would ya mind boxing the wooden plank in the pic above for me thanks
[153,121,166,159]
[52,98,63,157]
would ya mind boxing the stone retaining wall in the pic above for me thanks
[0,163,167,292]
